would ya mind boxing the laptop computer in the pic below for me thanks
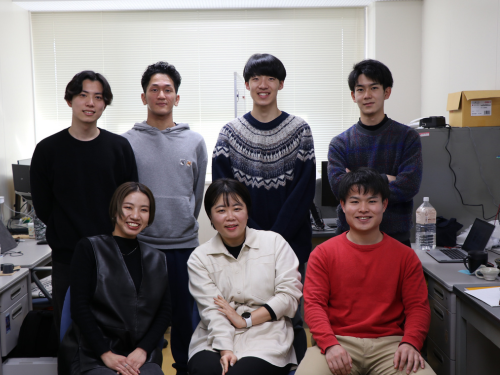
[426,218,495,263]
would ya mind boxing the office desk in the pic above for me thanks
[0,268,30,375]
[454,283,500,375]
[414,249,500,375]
[0,240,51,269]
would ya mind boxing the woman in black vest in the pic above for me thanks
[59,182,170,375]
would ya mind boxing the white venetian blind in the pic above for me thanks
[31,8,365,174]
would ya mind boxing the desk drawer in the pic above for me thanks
[0,277,28,313]
[0,294,28,356]
[427,337,455,375]
[427,277,456,313]
[428,295,456,360]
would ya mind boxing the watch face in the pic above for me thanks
[242,312,251,319]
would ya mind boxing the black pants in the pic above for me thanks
[188,350,291,375]
[52,261,72,339]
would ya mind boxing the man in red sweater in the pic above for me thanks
[296,167,434,375]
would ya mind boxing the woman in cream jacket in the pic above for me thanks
[187,178,302,375]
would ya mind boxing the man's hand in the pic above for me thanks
[325,344,352,375]
[126,348,147,373]
[101,351,139,375]
[345,168,351,173]
[214,295,246,329]
[220,350,238,375]
[393,343,425,374]
[386,174,396,182]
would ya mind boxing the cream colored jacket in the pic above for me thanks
[188,227,302,367]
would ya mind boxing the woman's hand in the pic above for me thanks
[101,351,139,375]
[220,350,238,375]
[126,348,147,373]
[214,295,246,329]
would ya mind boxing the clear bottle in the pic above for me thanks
[0,196,4,225]
[416,197,437,250]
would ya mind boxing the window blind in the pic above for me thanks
[31,8,365,174]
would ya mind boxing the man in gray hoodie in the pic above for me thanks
[122,61,208,375]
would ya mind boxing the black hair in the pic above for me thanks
[338,167,390,203]
[348,59,393,91]
[141,61,182,94]
[64,70,113,106]
[204,178,252,220]
[109,182,156,227]
[243,53,286,83]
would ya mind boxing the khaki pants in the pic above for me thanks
[296,336,436,375]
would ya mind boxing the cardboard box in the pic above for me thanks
[446,90,500,127]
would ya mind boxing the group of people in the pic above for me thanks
[28,53,435,375]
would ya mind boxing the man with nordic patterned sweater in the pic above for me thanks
[212,53,316,363]
[296,168,434,375]
[328,59,422,247]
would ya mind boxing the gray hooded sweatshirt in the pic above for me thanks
[122,122,208,249]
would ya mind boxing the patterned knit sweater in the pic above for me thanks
[328,119,422,236]
[212,111,316,264]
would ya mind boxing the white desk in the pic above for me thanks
[0,268,30,375]
[0,240,51,269]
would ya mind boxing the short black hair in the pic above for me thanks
[109,182,156,227]
[243,53,286,83]
[64,70,113,106]
[338,167,390,203]
[348,59,393,91]
[204,178,252,220]
[141,61,182,94]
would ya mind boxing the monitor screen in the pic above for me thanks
[321,161,340,207]
[12,164,31,194]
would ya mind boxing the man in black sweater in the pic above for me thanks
[30,71,138,335]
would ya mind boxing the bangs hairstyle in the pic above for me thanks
[204,178,252,219]
[348,59,394,92]
[243,53,286,83]
[338,167,390,203]
[141,61,182,94]
[64,70,113,106]
[109,182,156,226]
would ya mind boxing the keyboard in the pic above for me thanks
[31,275,52,298]
[440,249,466,260]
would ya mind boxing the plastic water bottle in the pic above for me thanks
[0,196,4,225]
[416,197,436,250]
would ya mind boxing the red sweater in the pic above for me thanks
[304,233,430,353]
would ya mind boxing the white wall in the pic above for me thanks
[366,0,422,124]
[421,0,500,120]
[0,0,36,223]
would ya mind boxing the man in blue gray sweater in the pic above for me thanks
[328,59,422,247]
[122,61,207,375]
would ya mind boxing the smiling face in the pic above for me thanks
[351,74,391,124]
[113,191,150,239]
[245,75,283,110]
[141,73,179,121]
[340,186,388,240]
[210,193,248,247]
[66,79,106,128]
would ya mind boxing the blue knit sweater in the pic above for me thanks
[212,111,316,264]
[328,118,422,237]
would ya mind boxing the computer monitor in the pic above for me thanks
[321,161,340,207]
[12,164,32,201]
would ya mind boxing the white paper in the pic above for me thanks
[471,100,492,116]
[465,287,500,307]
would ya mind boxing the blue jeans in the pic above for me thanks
[161,248,197,375]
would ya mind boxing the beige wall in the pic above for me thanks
[421,0,500,121]
[0,0,36,223]
[366,0,422,125]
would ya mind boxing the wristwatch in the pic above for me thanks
[241,312,252,328]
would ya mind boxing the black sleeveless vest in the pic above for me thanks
[59,235,168,374]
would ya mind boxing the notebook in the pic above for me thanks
[426,218,495,263]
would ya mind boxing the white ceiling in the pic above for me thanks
[13,0,414,12]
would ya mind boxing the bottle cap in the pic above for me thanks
[423,197,429,201]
